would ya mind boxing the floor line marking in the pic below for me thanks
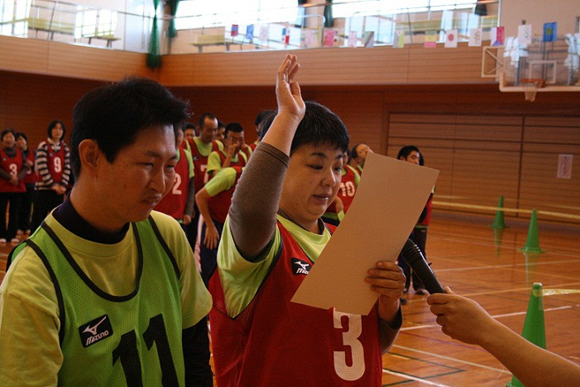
[401,305,573,331]
[382,369,451,386]
[391,345,511,374]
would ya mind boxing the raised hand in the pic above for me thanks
[275,54,305,123]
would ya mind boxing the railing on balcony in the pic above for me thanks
[0,0,500,54]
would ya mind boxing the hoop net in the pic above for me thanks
[519,78,546,102]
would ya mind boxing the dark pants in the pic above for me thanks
[183,317,213,386]
[199,220,224,287]
[0,192,24,240]
[182,204,201,250]
[31,189,64,232]
[399,227,429,291]
[18,183,35,232]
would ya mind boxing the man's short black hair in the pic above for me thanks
[71,77,189,179]
[1,128,16,140]
[225,122,244,138]
[291,101,349,154]
[258,111,277,140]
[255,110,274,127]
[184,122,197,136]
[47,120,66,140]
[344,147,352,163]
[15,132,28,142]
[351,143,363,160]
[197,113,216,128]
[397,145,420,160]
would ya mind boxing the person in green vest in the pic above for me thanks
[0,77,212,386]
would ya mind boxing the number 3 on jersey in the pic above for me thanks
[333,310,365,381]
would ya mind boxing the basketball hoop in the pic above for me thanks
[519,78,546,102]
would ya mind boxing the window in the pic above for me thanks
[333,0,477,18]
[175,0,298,30]
[1,0,30,37]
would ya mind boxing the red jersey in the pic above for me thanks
[154,148,190,220]
[189,139,220,193]
[218,150,247,169]
[22,150,37,185]
[47,141,66,184]
[0,148,26,193]
[209,222,382,386]
[417,193,433,227]
[208,167,242,224]
[337,165,358,213]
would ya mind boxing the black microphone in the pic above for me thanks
[399,239,445,294]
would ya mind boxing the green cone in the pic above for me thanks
[506,283,546,387]
[519,209,545,253]
[491,196,508,229]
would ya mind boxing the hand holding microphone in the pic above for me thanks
[399,239,445,294]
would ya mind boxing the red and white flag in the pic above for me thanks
[445,30,458,48]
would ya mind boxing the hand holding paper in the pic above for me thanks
[291,152,439,315]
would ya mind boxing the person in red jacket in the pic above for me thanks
[154,124,195,229]
[15,132,36,235]
[397,145,433,295]
[195,165,243,286]
[206,122,248,178]
[323,148,361,226]
[0,129,28,244]
[209,55,404,386]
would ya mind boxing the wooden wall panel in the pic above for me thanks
[300,90,386,153]
[47,43,155,81]
[386,113,523,217]
[407,44,485,83]
[0,36,154,81]
[519,115,580,222]
[386,143,454,201]
[0,72,103,149]
[519,151,580,222]
[0,37,49,74]
[161,44,491,87]
[451,149,520,206]
[389,122,456,139]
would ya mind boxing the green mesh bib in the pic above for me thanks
[17,217,185,386]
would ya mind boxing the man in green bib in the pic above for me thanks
[0,78,213,386]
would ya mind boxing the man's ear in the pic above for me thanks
[78,139,101,174]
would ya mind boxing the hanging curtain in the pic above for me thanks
[168,0,180,38]
[297,0,307,4]
[323,0,333,28]
[147,0,162,69]
[474,1,487,16]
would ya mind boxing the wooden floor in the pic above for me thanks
[380,213,580,386]
[1,212,579,386]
